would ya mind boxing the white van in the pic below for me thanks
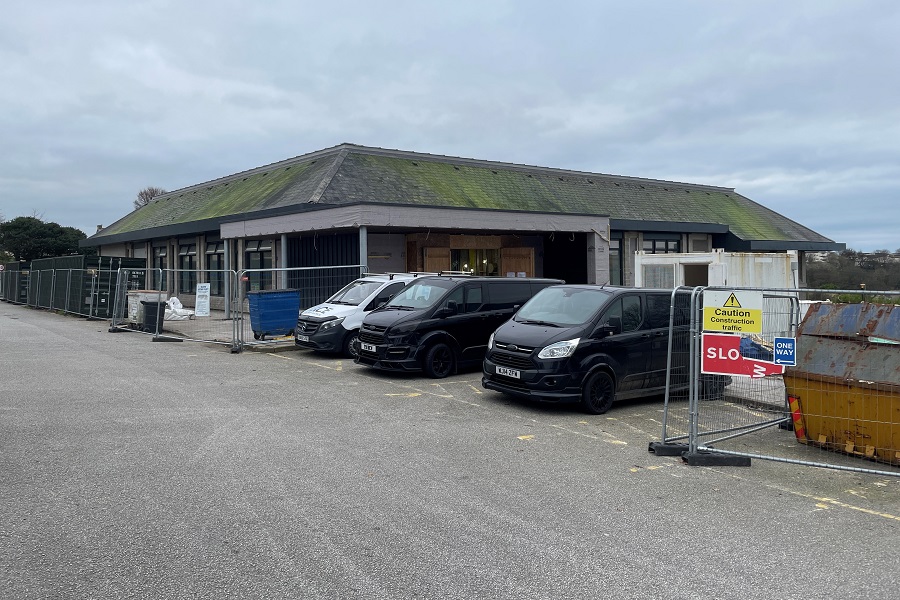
[294,273,419,357]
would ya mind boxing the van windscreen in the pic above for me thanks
[385,280,452,310]
[327,280,385,305]
[514,287,612,326]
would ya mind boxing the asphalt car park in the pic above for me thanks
[3,303,900,600]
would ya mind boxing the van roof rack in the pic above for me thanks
[363,272,438,280]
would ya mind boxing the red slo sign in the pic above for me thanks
[701,333,784,378]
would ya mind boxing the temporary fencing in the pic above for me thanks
[109,267,241,345]
[4,258,146,319]
[651,286,900,478]
[105,265,367,351]
[234,265,367,351]
[0,264,30,304]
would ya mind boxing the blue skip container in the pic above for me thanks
[247,289,301,340]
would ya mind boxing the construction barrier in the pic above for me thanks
[651,286,900,477]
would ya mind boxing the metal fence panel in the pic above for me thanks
[109,269,166,336]
[18,266,140,318]
[109,268,236,345]
[234,265,367,351]
[653,286,900,477]
[658,287,697,444]
[688,288,797,451]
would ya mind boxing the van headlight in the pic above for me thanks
[488,331,495,350]
[538,338,580,359]
[386,322,417,344]
[319,317,345,331]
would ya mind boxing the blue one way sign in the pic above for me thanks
[773,337,797,366]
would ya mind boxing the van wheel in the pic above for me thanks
[582,371,615,414]
[423,343,455,379]
[343,331,360,359]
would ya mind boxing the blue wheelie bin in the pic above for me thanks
[248,289,301,340]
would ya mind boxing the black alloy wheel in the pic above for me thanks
[423,343,455,379]
[581,371,616,414]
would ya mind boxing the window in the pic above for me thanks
[245,240,273,291]
[642,264,675,289]
[152,245,167,290]
[464,284,484,313]
[179,243,197,294]
[487,281,532,310]
[387,280,453,310]
[516,287,612,327]
[602,295,643,333]
[364,281,407,311]
[443,286,464,310]
[206,241,225,296]
[646,294,672,329]
[435,284,483,313]
[609,236,623,285]
[642,235,680,254]
[450,249,499,276]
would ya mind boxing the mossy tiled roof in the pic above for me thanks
[90,143,838,248]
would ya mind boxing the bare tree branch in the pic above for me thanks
[134,186,167,210]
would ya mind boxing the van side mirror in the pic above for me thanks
[596,316,622,337]
[435,300,459,318]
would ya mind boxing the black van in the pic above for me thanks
[355,276,563,378]
[482,285,727,414]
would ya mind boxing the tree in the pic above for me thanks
[134,186,167,210]
[0,216,86,262]
[806,249,900,292]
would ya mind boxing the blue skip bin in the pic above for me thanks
[247,289,301,340]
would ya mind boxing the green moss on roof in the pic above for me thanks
[91,144,834,246]
[322,153,809,242]
[98,159,330,236]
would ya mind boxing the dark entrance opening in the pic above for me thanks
[542,232,587,284]
[683,263,709,287]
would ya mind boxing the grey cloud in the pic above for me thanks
[0,0,897,250]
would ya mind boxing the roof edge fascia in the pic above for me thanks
[611,219,729,234]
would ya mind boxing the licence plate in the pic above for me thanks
[361,342,377,353]
[496,366,520,379]
[296,334,309,342]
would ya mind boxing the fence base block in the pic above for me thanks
[683,451,751,467]
[151,336,183,342]
[648,442,689,456]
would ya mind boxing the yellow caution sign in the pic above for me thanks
[703,290,763,333]
[723,293,742,308]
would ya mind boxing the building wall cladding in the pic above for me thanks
[288,232,360,269]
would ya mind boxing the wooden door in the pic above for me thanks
[424,247,451,273]
[500,247,534,277]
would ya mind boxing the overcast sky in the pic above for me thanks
[2,1,897,251]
